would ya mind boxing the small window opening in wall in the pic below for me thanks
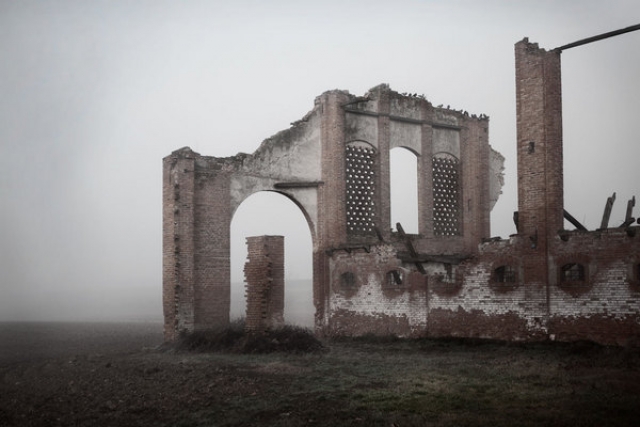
[494,265,517,283]
[561,263,585,282]
[387,270,403,286]
[438,263,455,283]
[340,272,356,289]
[528,141,535,154]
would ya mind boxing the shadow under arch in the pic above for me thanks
[230,190,314,327]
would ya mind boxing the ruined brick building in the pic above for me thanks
[163,38,640,346]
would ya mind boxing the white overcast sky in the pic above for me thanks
[1,0,639,321]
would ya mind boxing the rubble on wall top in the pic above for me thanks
[517,37,560,55]
[171,146,195,156]
[364,83,390,96]
[168,82,490,168]
[519,37,538,49]
[342,84,490,121]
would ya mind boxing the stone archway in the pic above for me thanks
[230,191,314,328]
[162,146,321,341]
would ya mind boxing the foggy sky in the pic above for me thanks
[1,0,639,322]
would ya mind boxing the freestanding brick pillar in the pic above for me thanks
[244,236,285,333]
[515,38,563,284]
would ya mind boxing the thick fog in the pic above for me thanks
[1,0,639,322]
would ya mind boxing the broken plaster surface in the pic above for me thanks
[329,273,428,333]
[329,244,428,333]
[390,120,421,154]
[432,127,460,158]
[489,148,505,211]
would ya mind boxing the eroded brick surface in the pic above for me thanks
[244,236,285,333]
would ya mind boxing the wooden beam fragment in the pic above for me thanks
[396,222,426,274]
[556,23,640,51]
[274,181,323,189]
[397,252,469,265]
[600,192,616,229]
[563,209,588,231]
[620,196,636,228]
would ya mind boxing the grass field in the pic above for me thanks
[1,323,639,426]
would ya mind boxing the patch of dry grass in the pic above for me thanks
[2,324,639,426]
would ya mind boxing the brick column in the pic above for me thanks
[377,90,392,241]
[515,38,563,283]
[244,236,285,333]
[317,90,350,333]
[162,148,196,341]
[419,104,434,238]
[193,166,232,332]
[515,38,564,241]
[462,117,492,251]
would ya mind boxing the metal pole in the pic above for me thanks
[556,23,640,51]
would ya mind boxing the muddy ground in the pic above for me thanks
[1,322,639,427]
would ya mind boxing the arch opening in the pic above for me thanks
[390,147,419,234]
[230,191,314,328]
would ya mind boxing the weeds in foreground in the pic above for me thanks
[175,319,324,354]
[170,335,640,427]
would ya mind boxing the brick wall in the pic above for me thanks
[421,232,640,345]
[548,229,640,346]
[327,244,427,337]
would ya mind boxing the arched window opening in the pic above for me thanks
[386,270,404,286]
[346,142,377,236]
[340,272,356,289]
[433,153,461,236]
[560,263,586,283]
[230,191,313,328]
[390,147,419,234]
[494,265,517,283]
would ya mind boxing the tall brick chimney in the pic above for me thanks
[515,38,564,240]
[515,38,563,282]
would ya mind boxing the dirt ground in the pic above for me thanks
[1,322,640,427]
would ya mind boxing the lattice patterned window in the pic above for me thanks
[494,265,517,283]
[432,154,461,236]
[386,270,404,286]
[346,143,376,235]
[340,272,356,289]
[561,263,585,283]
